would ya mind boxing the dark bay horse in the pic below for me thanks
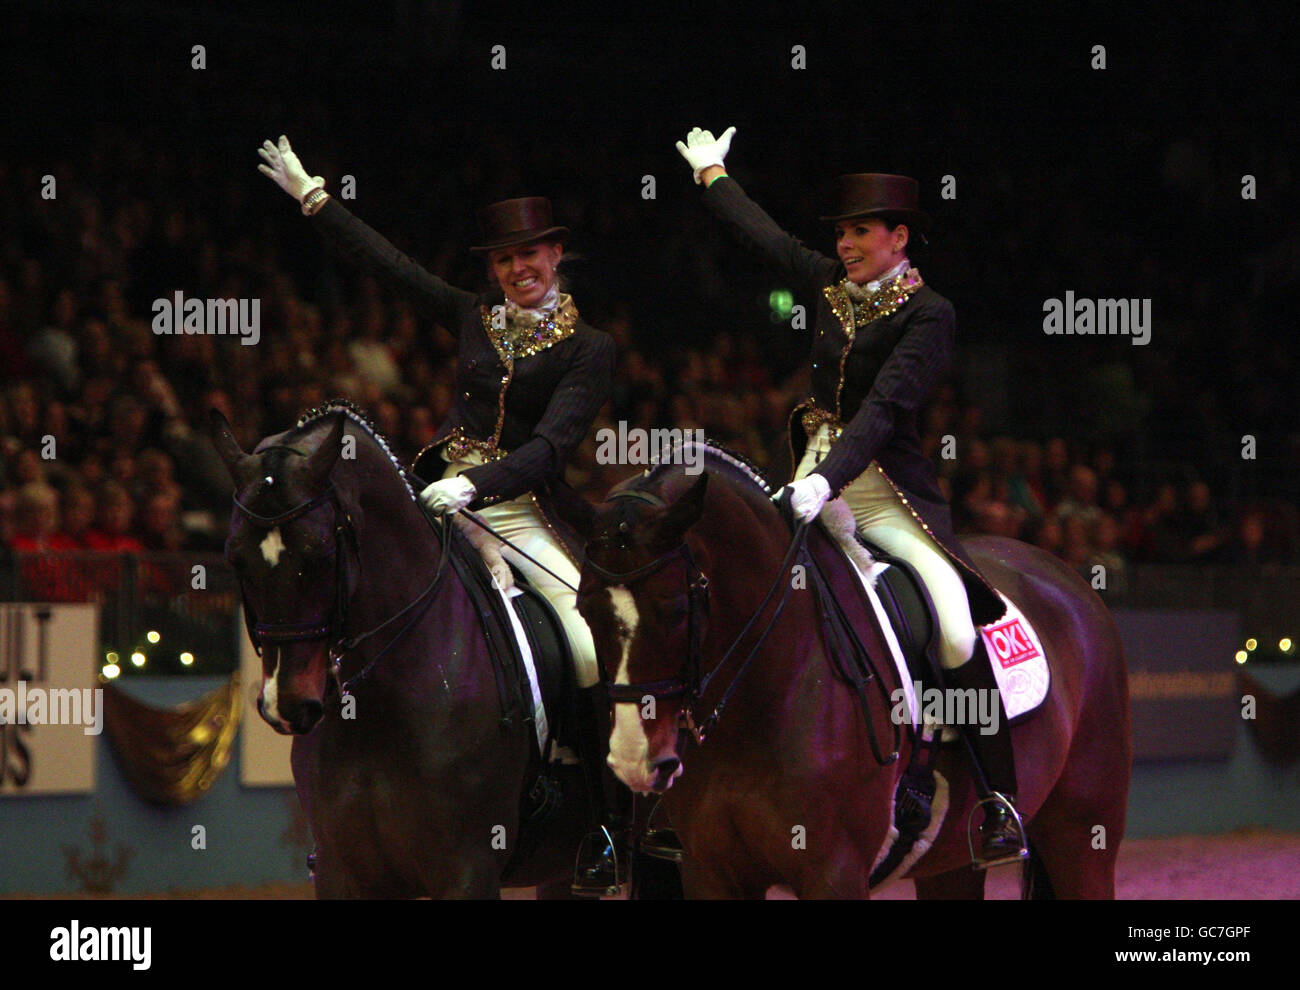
[212,401,590,897]
[577,444,1131,899]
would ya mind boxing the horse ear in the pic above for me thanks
[302,412,347,487]
[653,473,709,546]
[209,408,250,483]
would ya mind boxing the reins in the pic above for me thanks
[586,487,812,745]
[232,476,451,697]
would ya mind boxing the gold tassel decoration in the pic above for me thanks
[102,674,242,805]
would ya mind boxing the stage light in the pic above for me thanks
[131,651,146,667]
[769,288,794,320]
[146,630,161,644]
[103,664,121,679]
[180,652,195,666]
[1245,638,1257,651]
[106,651,119,664]
[1281,638,1294,653]
[1234,650,1248,664]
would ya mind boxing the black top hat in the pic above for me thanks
[470,197,570,254]
[819,173,930,233]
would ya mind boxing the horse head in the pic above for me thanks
[212,408,356,735]
[580,470,717,794]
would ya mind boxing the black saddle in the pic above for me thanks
[858,534,943,695]
[438,518,575,759]
[794,509,948,708]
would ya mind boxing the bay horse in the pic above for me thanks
[212,401,608,898]
[577,443,1131,899]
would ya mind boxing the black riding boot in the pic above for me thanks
[944,640,1028,869]
[570,683,626,896]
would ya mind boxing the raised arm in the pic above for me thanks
[677,126,839,295]
[258,135,477,333]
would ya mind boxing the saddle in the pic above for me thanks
[795,499,1051,734]
[438,512,574,760]
[779,495,1050,887]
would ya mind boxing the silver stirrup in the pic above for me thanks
[641,798,684,863]
[965,791,1029,871]
[571,824,622,897]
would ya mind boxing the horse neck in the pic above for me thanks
[343,452,445,632]
[696,487,817,702]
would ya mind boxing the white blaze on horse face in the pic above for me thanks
[260,527,286,567]
[262,652,283,724]
[606,587,652,788]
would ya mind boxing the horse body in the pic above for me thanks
[584,448,1131,899]
[216,405,562,898]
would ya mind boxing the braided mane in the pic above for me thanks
[295,398,418,501]
[633,436,777,515]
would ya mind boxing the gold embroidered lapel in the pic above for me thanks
[481,295,579,366]
[822,268,924,340]
[822,268,924,419]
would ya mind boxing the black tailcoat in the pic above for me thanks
[703,177,1003,623]
[312,199,614,553]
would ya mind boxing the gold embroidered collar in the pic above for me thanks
[824,268,923,335]
[482,294,579,363]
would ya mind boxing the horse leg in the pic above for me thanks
[1023,791,1122,899]
[792,846,874,900]
[311,862,351,899]
[914,865,987,899]
[425,856,503,899]
[679,857,749,899]
[1021,724,1128,899]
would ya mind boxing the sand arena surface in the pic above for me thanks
[8,828,1297,899]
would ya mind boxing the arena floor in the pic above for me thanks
[11,828,1298,899]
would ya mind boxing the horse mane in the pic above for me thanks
[293,398,419,502]
[634,437,777,516]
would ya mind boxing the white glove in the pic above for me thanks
[776,473,831,523]
[257,135,325,203]
[675,126,736,185]
[420,476,477,515]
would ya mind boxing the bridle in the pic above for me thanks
[586,488,810,746]
[232,474,450,698]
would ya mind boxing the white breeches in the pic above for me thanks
[443,456,600,688]
[795,426,976,669]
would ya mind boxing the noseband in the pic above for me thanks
[587,487,809,745]
[232,477,449,697]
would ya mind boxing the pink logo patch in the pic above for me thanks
[983,618,1041,669]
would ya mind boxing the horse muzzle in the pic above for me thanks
[259,646,330,734]
[608,750,684,795]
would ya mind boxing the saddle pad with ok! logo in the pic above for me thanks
[979,593,1051,722]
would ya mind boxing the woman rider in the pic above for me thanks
[257,135,622,894]
[676,126,1024,868]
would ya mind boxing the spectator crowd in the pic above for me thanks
[3,6,1295,605]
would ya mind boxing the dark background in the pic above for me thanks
[1,0,1296,570]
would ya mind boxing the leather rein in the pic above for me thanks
[232,477,450,697]
[585,488,810,746]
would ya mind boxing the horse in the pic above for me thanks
[576,443,1132,899]
[212,400,613,898]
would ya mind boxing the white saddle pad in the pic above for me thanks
[979,592,1051,721]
